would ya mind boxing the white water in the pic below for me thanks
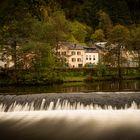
[0,97,140,140]
[1,110,140,124]
[0,98,139,112]
[0,110,140,140]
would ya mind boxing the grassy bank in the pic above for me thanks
[62,68,140,83]
[63,75,140,83]
[0,68,140,85]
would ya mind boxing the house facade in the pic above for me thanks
[57,43,99,68]
[84,47,99,66]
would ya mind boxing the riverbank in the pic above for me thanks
[0,80,140,94]
[0,75,140,86]
[63,76,140,83]
[0,67,140,86]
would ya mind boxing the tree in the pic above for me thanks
[0,1,37,82]
[107,24,130,78]
[21,41,58,82]
[0,2,65,84]
[91,29,105,43]
[42,11,71,49]
[129,26,140,67]
[70,21,88,43]
[98,11,113,38]
[54,0,139,27]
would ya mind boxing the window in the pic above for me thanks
[72,58,76,62]
[62,51,66,55]
[71,51,75,55]
[78,64,83,68]
[93,55,95,60]
[77,58,81,62]
[77,51,81,55]
[86,55,88,60]
[89,58,91,60]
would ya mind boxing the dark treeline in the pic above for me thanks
[0,0,140,27]
[54,0,140,27]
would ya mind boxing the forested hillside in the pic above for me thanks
[0,0,140,28]
[55,0,140,27]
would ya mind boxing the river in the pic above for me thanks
[0,80,140,94]
[0,80,140,140]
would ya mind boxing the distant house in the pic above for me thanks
[0,47,14,69]
[121,50,139,67]
[0,45,37,70]
[84,47,99,67]
[94,42,139,67]
[94,42,107,64]
[57,43,99,68]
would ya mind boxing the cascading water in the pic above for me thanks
[0,92,140,140]
[0,98,139,112]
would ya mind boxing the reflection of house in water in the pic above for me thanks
[57,43,99,68]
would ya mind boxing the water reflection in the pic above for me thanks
[0,80,140,94]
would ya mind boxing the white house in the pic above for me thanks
[57,43,99,68]
[84,47,99,66]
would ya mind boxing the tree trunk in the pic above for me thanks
[138,50,140,68]
[117,44,121,78]
[11,40,18,83]
[138,50,140,74]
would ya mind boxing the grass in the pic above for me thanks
[63,76,85,82]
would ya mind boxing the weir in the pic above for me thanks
[0,92,140,111]
[0,98,139,112]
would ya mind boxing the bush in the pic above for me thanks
[95,63,107,77]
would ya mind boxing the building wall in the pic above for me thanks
[68,50,84,68]
[84,53,98,65]
[57,43,139,68]
[57,45,99,68]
